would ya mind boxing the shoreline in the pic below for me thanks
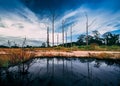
[0,50,120,59]
[35,51,120,59]
[0,50,120,67]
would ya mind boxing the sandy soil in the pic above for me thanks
[0,50,120,59]
[35,51,120,59]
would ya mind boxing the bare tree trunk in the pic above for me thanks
[21,37,26,74]
[66,31,67,47]
[71,26,72,48]
[85,13,89,46]
[52,16,55,47]
[47,7,58,47]
[47,27,49,47]
[70,26,73,52]
[57,34,59,46]
[62,20,65,47]
[85,13,96,46]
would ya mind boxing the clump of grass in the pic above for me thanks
[0,38,35,68]
[100,45,120,51]
[0,54,10,67]
[1,48,35,67]
[78,45,94,50]
[98,53,114,59]
[89,53,116,59]
[72,46,79,51]
[78,45,120,51]
[113,53,120,59]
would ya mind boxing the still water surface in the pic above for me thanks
[0,58,120,86]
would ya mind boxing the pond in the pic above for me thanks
[0,57,120,86]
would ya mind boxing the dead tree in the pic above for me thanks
[70,26,72,48]
[85,13,89,46]
[47,27,49,47]
[85,13,96,46]
[21,37,26,74]
[48,9,58,47]
[65,31,67,47]
[52,13,55,47]
[8,40,11,48]
[57,34,59,46]
[62,20,65,46]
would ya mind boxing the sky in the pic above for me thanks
[0,0,120,46]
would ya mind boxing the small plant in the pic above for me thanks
[89,53,115,59]
[2,38,35,74]
[0,54,10,67]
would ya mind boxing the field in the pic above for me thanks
[0,45,120,67]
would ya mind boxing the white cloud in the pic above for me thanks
[0,1,120,46]
[0,6,49,42]
[62,7,120,39]
[62,10,78,19]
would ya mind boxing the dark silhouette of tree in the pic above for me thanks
[77,31,119,46]
[103,32,111,45]
[41,42,46,48]
[77,34,86,45]
[92,30,100,40]
[110,34,119,45]
[116,34,120,45]
[103,32,119,45]
[89,30,102,45]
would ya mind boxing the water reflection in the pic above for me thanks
[0,58,120,86]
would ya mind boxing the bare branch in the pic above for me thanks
[88,18,96,27]
[22,37,27,48]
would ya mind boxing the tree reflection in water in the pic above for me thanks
[0,57,120,86]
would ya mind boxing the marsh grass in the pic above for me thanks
[8,45,119,52]
[78,45,120,51]
[0,48,35,67]
[89,52,120,60]
[0,45,120,67]
[0,54,10,67]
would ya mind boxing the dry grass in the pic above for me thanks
[0,54,10,67]
[0,47,120,67]
[89,53,120,59]
[33,47,76,52]
[0,48,35,67]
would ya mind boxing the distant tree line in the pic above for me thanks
[0,30,119,48]
[76,30,120,46]
[0,40,47,48]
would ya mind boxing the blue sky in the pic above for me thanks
[0,0,120,46]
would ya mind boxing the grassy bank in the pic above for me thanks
[77,45,120,51]
[0,45,120,51]
[0,45,120,67]
[36,45,120,51]
[0,48,35,67]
